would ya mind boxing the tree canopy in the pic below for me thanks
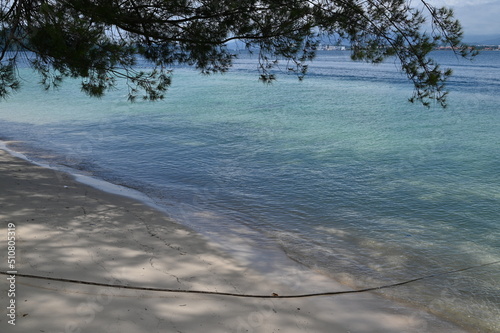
[1,0,476,106]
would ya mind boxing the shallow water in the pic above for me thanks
[1,50,499,331]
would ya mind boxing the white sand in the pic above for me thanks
[0,148,468,332]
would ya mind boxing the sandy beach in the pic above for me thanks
[0,147,469,333]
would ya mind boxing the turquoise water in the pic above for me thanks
[1,51,499,331]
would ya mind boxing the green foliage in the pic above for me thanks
[0,0,476,107]
[0,60,20,98]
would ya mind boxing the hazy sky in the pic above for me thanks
[429,0,500,37]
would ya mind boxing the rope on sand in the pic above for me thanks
[2,261,499,299]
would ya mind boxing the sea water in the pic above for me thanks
[1,51,499,331]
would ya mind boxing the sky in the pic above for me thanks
[428,0,500,38]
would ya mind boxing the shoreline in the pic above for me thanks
[0,146,469,332]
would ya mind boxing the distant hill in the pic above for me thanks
[464,35,500,45]
[477,37,500,45]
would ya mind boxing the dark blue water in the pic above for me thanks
[1,51,499,331]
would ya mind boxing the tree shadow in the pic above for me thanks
[0,150,468,332]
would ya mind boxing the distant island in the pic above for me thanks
[316,44,500,52]
[436,45,500,51]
